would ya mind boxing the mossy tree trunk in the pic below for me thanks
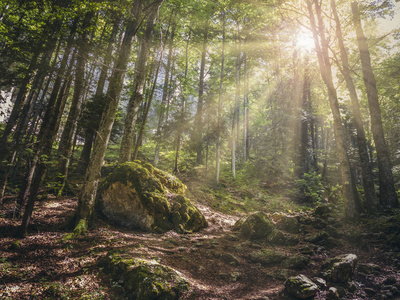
[73,0,165,236]
[119,8,158,163]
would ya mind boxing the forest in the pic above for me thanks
[0,0,400,299]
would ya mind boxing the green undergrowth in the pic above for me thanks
[181,164,304,215]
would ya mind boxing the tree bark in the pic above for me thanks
[351,2,398,208]
[193,21,208,166]
[56,12,94,195]
[308,0,360,220]
[73,0,164,236]
[154,20,176,166]
[331,0,378,213]
[216,13,225,182]
[119,9,158,163]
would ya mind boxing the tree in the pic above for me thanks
[307,0,360,220]
[331,0,378,213]
[351,2,398,209]
[73,0,164,236]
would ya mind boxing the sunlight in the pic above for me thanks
[296,31,315,52]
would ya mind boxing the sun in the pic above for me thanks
[296,30,315,52]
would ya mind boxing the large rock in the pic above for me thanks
[99,251,189,299]
[285,274,319,299]
[98,161,207,233]
[322,254,357,283]
[232,212,275,239]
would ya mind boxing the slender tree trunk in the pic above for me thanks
[134,51,163,160]
[308,0,360,220]
[73,0,164,236]
[119,9,157,163]
[1,52,40,147]
[331,0,378,213]
[243,50,249,162]
[57,12,94,195]
[16,22,78,211]
[216,13,225,182]
[154,20,176,166]
[174,32,190,173]
[351,2,398,208]
[193,21,208,166]
[79,17,121,171]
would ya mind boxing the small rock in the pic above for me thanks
[312,277,327,289]
[322,253,357,283]
[232,212,275,239]
[327,287,340,300]
[285,274,319,299]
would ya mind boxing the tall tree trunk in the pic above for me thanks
[119,9,158,163]
[134,49,163,161]
[243,50,249,162]
[331,0,378,213]
[79,17,121,172]
[73,0,164,236]
[1,51,40,147]
[216,13,225,183]
[307,0,360,220]
[193,21,208,166]
[154,20,176,166]
[174,31,190,173]
[351,2,398,208]
[16,20,78,212]
[56,12,94,195]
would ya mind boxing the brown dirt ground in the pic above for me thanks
[1,194,400,299]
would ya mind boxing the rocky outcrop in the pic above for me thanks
[285,274,319,299]
[322,254,357,283]
[99,251,189,299]
[98,161,207,233]
[232,212,274,239]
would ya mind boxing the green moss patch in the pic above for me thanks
[98,161,206,233]
[99,251,189,299]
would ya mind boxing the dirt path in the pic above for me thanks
[1,196,400,299]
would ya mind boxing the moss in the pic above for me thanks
[98,161,206,233]
[233,212,275,239]
[99,252,189,299]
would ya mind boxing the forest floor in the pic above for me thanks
[1,175,400,299]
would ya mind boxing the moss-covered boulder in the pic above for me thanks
[98,161,207,233]
[99,251,189,299]
[322,254,357,283]
[285,274,319,299]
[232,212,275,239]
